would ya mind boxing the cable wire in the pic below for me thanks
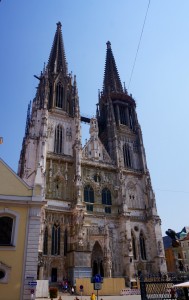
[128,0,151,91]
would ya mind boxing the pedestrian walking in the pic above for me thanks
[90,292,96,300]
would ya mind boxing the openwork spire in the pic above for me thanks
[103,41,123,95]
[47,22,67,75]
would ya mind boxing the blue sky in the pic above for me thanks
[0,1,189,235]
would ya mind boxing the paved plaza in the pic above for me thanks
[36,293,141,300]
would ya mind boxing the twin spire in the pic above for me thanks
[48,23,124,93]
[48,22,67,75]
[103,41,123,95]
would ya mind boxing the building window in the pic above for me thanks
[119,105,128,125]
[43,227,48,255]
[102,188,112,205]
[105,207,111,214]
[94,174,101,183]
[123,144,132,168]
[0,262,11,284]
[51,223,60,255]
[86,204,93,212]
[128,107,134,130]
[54,124,63,154]
[140,232,147,260]
[55,82,64,108]
[0,216,13,246]
[84,185,94,203]
[0,210,19,248]
[0,270,5,279]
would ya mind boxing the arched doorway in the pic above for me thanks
[91,241,104,277]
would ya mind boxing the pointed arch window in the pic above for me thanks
[64,228,68,256]
[102,188,112,205]
[123,144,132,168]
[119,105,128,125]
[84,185,94,203]
[128,107,134,130]
[43,226,48,255]
[51,223,60,255]
[131,233,137,260]
[140,232,147,260]
[54,124,63,154]
[56,82,64,108]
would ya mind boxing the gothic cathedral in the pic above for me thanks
[18,22,167,286]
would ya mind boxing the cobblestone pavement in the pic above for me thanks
[35,293,141,300]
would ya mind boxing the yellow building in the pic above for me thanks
[0,158,44,300]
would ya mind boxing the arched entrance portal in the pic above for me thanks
[91,241,104,277]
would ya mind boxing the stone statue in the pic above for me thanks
[165,228,180,247]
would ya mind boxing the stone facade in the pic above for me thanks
[18,22,167,287]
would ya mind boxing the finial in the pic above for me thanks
[123,82,127,93]
[56,21,62,28]
[43,62,46,73]
[106,41,111,49]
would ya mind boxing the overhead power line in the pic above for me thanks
[128,0,151,91]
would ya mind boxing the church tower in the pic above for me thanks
[18,23,166,287]
[97,41,146,171]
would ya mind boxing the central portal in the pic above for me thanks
[91,241,104,277]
